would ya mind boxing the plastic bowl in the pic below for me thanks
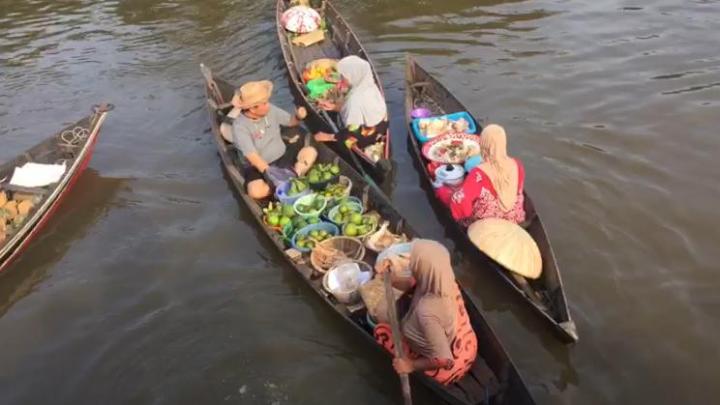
[291,222,340,253]
[322,260,373,304]
[323,195,362,217]
[411,107,432,119]
[308,173,340,191]
[317,175,353,203]
[411,111,478,144]
[326,200,364,226]
[342,216,378,239]
[275,181,311,205]
[293,193,327,218]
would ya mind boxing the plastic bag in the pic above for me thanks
[335,262,360,291]
[265,166,296,187]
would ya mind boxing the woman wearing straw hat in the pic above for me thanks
[230,80,317,199]
[373,240,479,386]
[435,124,526,227]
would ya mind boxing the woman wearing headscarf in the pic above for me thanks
[374,240,478,385]
[436,124,526,227]
[314,55,388,149]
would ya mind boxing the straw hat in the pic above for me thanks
[467,218,542,279]
[233,80,273,109]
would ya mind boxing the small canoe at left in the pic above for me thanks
[0,104,111,273]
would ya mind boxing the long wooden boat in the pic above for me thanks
[404,56,578,343]
[0,104,111,273]
[201,64,535,405]
[276,0,392,183]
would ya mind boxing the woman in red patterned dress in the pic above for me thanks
[374,240,478,385]
[435,124,526,227]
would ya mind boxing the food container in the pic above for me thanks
[310,236,366,274]
[308,173,340,191]
[434,164,465,187]
[275,181,311,205]
[322,260,373,304]
[342,215,378,239]
[291,222,340,253]
[326,200,364,226]
[293,193,327,218]
[323,195,363,218]
[319,175,353,205]
[410,107,432,119]
[421,132,482,164]
[411,111,478,144]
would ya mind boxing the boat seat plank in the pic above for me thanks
[289,38,342,68]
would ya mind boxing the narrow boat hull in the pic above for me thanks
[404,56,577,343]
[0,106,110,273]
[275,0,392,183]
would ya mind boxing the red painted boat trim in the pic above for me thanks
[0,122,103,273]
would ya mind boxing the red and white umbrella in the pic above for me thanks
[281,6,321,34]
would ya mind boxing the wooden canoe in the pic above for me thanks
[201,64,535,405]
[404,56,578,343]
[0,104,111,273]
[276,0,392,183]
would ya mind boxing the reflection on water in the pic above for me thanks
[1,0,719,404]
[0,169,127,316]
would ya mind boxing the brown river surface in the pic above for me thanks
[1,1,719,404]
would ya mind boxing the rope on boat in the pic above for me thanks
[59,126,90,148]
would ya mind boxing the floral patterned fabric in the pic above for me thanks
[436,159,526,227]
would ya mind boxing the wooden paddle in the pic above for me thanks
[384,273,412,405]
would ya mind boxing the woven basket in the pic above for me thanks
[359,277,403,322]
[310,236,366,274]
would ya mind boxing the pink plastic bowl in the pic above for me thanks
[411,107,432,119]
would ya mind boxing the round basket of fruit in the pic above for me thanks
[290,213,321,235]
[307,163,341,190]
[323,195,362,217]
[262,202,297,231]
[293,193,327,218]
[276,177,311,205]
[341,214,379,238]
[317,175,352,201]
[327,200,364,226]
[292,222,340,253]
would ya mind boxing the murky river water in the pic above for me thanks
[1,0,719,404]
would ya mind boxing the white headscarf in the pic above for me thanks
[337,56,387,127]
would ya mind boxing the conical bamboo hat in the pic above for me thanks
[467,218,542,279]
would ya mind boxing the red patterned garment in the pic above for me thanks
[374,287,478,386]
[435,159,526,228]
